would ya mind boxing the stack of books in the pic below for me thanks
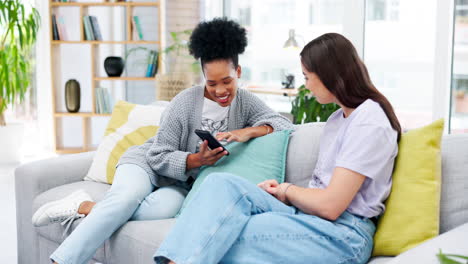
[95,87,113,114]
[145,50,159,77]
[83,16,103,41]
[52,15,67,40]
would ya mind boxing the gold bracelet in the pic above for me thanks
[264,125,271,135]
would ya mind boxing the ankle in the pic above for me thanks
[78,201,95,215]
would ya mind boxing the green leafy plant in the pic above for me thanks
[437,249,468,264]
[0,1,40,126]
[291,85,340,124]
[163,29,201,74]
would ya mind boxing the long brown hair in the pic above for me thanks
[300,33,401,141]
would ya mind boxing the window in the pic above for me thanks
[222,0,346,89]
[207,0,464,133]
[450,0,468,133]
[364,0,437,130]
[367,0,400,21]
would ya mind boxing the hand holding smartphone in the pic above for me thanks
[195,129,230,156]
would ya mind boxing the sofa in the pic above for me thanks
[15,123,468,264]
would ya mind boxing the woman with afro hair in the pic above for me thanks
[32,18,292,264]
[154,35,401,263]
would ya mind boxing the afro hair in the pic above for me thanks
[189,18,247,67]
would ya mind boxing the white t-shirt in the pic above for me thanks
[196,97,230,152]
[309,99,398,218]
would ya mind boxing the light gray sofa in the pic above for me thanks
[16,123,468,264]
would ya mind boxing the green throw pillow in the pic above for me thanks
[178,129,292,215]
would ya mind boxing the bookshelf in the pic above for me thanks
[49,0,164,154]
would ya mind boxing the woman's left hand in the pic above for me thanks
[257,179,291,204]
[216,128,252,143]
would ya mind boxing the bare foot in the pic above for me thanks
[77,201,96,215]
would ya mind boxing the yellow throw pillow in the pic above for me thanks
[84,100,166,184]
[372,119,444,256]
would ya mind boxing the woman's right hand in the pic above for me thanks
[186,140,228,169]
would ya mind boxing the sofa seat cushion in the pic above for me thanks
[106,219,175,263]
[368,257,394,264]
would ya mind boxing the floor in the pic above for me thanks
[0,151,57,264]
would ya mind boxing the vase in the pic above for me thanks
[65,79,81,113]
[104,56,125,77]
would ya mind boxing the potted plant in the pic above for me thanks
[291,85,340,124]
[156,29,202,101]
[0,1,40,163]
[437,249,468,264]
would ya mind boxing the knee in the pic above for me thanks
[105,191,145,211]
[202,173,247,192]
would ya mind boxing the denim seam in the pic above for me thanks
[234,232,345,244]
[186,192,248,264]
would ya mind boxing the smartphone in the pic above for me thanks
[194,129,229,155]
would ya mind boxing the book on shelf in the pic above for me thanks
[133,16,144,40]
[56,16,67,41]
[145,50,158,77]
[83,16,95,41]
[150,50,159,77]
[95,87,113,114]
[89,16,103,41]
[52,15,60,40]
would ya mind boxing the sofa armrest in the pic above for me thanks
[387,222,468,264]
[15,151,95,264]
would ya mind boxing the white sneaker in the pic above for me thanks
[32,189,93,227]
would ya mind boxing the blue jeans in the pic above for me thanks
[51,164,189,264]
[154,173,375,264]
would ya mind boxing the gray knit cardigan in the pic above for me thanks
[117,85,293,187]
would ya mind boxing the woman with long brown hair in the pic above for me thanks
[153,33,401,264]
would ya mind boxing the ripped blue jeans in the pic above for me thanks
[51,164,188,264]
[154,173,376,264]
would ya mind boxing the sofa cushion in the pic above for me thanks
[368,257,394,264]
[373,119,444,256]
[285,123,324,187]
[107,219,175,264]
[440,133,468,233]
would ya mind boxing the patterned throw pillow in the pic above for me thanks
[84,100,166,184]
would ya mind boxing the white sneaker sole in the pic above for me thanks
[32,190,90,227]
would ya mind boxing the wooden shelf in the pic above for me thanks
[52,40,160,45]
[54,112,112,117]
[51,2,159,7]
[94,77,156,81]
[50,0,163,154]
